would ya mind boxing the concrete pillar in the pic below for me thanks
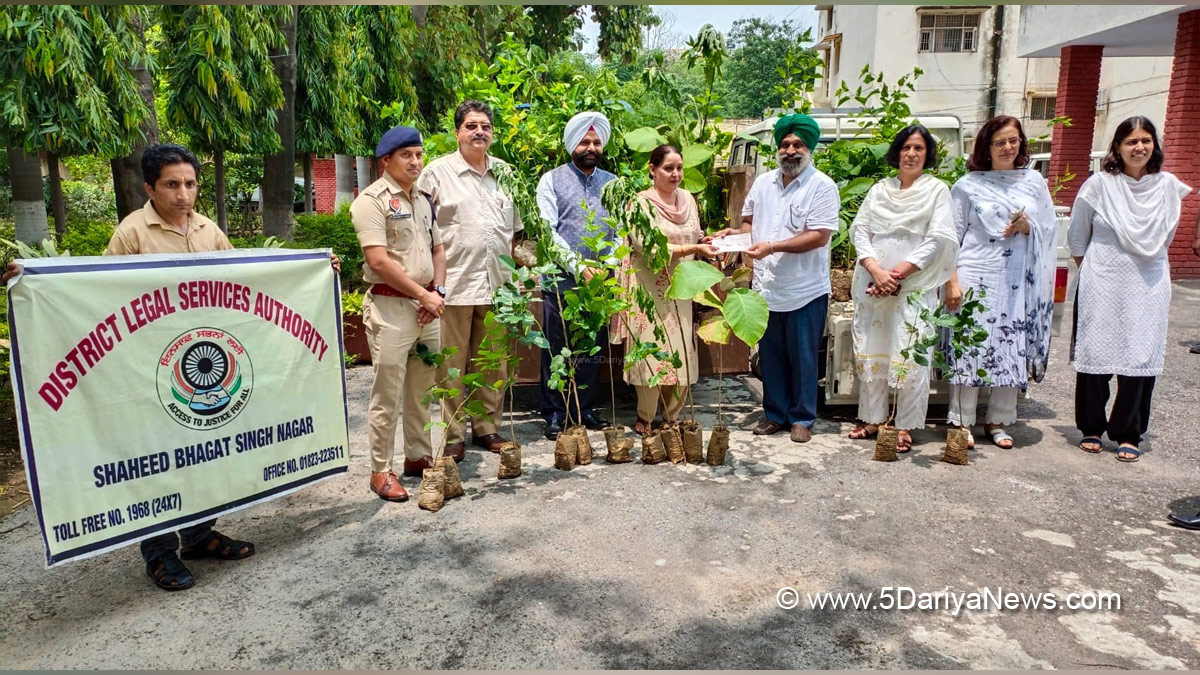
[355,155,371,196]
[334,154,355,209]
[1163,9,1200,279]
[313,157,336,214]
[1048,45,1103,208]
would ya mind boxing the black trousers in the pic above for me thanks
[1074,372,1156,445]
[539,289,607,422]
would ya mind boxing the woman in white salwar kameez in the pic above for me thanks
[1070,116,1193,462]
[945,116,1057,449]
[848,126,958,451]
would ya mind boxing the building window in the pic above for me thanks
[918,13,981,53]
[1029,95,1057,120]
[1027,140,1052,155]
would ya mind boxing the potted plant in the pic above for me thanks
[415,344,481,511]
[869,291,935,462]
[667,260,769,465]
[480,255,556,479]
[902,287,990,465]
[339,290,370,366]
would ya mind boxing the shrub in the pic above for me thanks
[290,204,364,292]
[63,181,117,224]
[59,220,116,256]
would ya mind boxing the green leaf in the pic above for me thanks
[667,260,724,300]
[682,166,707,193]
[697,315,731,345]
[624,126,667,153]
[681,143,714,168]
[694,287,723,309]
[723,288,770,347]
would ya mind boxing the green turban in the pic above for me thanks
[773,114,820,151]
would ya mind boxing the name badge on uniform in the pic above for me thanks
[388,198,411,219]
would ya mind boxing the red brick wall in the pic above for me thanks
[1048,45,1103,209]
[313,157,335,214]
[1164,10,1200,279]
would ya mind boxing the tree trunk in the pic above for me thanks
[45,151,67,239]
[262,5,298,240]
[111,14,158,221]
[334,154,355,209]
[8,144,50,246]
[302,153,314,214]
[411,5,427,28]
[356,155,371,193]
[214,147,228,233]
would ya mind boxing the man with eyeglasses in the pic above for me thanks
[416,100,523,458]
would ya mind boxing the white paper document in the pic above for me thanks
[711,233,752,253]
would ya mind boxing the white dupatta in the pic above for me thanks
[1076,171,1192,258]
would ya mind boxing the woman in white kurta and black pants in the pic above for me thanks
[1070,116,1193,462]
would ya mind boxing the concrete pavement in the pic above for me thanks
[1,282,1199,668]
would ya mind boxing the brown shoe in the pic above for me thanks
[752,419,785,435]
[790,424,813,443]
[444,442,465,462]
[472,433,506,453]
[369,471,409,502]
[402,455,435,477]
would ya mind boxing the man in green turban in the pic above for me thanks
[708,111,839,443]
[773,113,821,155]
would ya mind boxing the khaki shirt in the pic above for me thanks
[105,200,232,255]
[351,172,441,287]
[416,151,521,305]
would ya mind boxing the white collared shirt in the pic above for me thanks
[741,165,840,311]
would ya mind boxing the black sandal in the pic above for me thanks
[146,552,195,591]
[181,530,256,561]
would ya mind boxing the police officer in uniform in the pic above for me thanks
[351,126,447,502]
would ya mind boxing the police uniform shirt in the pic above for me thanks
[350,172,441,287]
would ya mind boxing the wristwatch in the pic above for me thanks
[433,285,447,297]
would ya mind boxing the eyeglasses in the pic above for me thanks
[990,138,1021,149]
[463,122,493,133]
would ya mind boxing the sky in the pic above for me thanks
[579,4,819,53]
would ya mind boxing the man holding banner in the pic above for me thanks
[351,125,447,502]
[5,143,344,590]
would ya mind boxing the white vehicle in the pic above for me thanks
[727,113,967,175]
[1029,151,1105,181]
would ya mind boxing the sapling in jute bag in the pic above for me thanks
[873,426,899,462]
[604,427,633,463]
[661,422,685,464]
[498,441,522,479]
[641,431,667,464]
[554,431,578,471]
[944,428,970,465]
[706,426,729,466]
[681,421,704,463]
[572,425,593,465]
[438,456,465,498]
[417,468,445,512]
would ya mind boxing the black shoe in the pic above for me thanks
[1191,342,1200,355]
[581,411,608,431]
[545,413,565,440]
[1169,511,1200,531]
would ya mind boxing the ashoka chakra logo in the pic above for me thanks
[157,328,254,430]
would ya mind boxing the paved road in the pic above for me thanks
[2,282,1199,668]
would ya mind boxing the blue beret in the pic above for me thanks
[376,125,422,158]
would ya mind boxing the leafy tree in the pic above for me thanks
[720,18,821,118]
[0,5,153,241]
[592,5,659,65]
[348,6,419,156]
[526,5,584,55]
[110,12,158,221]
[296,6,362,213]
[261,5,296,240]
[160,5,285,232]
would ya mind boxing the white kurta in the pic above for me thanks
[1069,171,1193,377]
